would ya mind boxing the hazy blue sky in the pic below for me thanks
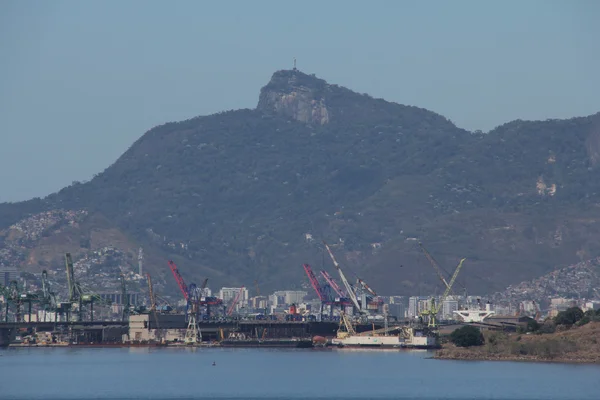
[1,0,599,202]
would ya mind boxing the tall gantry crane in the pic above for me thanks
[197,278,222,320]
[303,264,351,320]
[167,260,194,317]
[167,260,201,343]
[420,258,466,328]
[65,253,107,322]
[323,241,363,314]
[1,281,21,322]
[184,282,200,344]
[39,270,58,322]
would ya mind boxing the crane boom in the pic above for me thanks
[146,273,163,342]
[227,286,244,316]
[419,242,451,290]
[320,271,346,297]
[303,264,325,301]
[436,258,465,312]
[65,253,81,302]
[146,273,156,311]
[168,260,189,301]
[357,278,377,297]
[421,258,466,328]
[323,241,362,313]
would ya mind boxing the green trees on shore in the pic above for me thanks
[450,325,485,347]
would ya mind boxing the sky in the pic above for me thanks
[1,0,599,202]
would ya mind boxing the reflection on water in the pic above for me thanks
[1,347,599,400]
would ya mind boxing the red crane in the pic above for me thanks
[226,286,245,316]
[320,270,346,298]
[168,260,189,301]
[303,264,326,301]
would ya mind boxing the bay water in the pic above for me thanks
[1,347,599,399]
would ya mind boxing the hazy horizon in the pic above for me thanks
[1,0,599,202]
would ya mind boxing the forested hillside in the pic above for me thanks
[2,69,599,296]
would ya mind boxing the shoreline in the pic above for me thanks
[434,351,600,365]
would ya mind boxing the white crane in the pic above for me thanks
[323,241,364,314]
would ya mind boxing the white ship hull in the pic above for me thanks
[331,335,403,348]
[331,334,438,349]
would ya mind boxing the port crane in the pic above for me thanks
[226,286,244,316]
[419,243,451,290]
[420,258,466,328]
[419,242,468,300]
[1,281,21,322]
[65,253,108,322]
[320,270,347,297]
[146,273,164,343]
[198,278,222,320]
[39,270,58,322]
[184,282,200,344]
[167,260,196,319]
[323,241,364,315]
[304,264,327,304]
[167,260,201,343]
[336,311,357,339]
[303,264,352,320]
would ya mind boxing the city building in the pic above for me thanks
[218,287,249,310]
[387,303,406,319]
[98,292,140,306]
[583,301,600,312]
[408,296,429,318]
[269,290,307,307]
[442,299,459,320]
[0,264,18,286]
[249,295,268,310]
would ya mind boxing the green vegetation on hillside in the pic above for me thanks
[1,70,600,294]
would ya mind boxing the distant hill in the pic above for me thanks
[2,69,600,297]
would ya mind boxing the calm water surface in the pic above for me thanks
[1,347,599,400]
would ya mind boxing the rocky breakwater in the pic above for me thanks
[435,322,600,364]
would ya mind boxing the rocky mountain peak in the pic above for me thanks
[257,69,330,125]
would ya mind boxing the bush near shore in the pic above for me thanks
[437,307,600,363]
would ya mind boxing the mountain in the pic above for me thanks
[2,69,600,297]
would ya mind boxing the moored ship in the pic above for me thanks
[220,332,313,348]
[330,313,439,349]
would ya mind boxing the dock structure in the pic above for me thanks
[0,317,385,346]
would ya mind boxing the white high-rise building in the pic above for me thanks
[272,290,307,305]
[442,299,459,320]
[408,296,429,318]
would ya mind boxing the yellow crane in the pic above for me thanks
[420,258,466,328]
[146,273,163,343]
[336,311,357,339]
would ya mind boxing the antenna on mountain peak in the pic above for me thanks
[293,57,297,71]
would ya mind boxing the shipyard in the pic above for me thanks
[0,242,545,351]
